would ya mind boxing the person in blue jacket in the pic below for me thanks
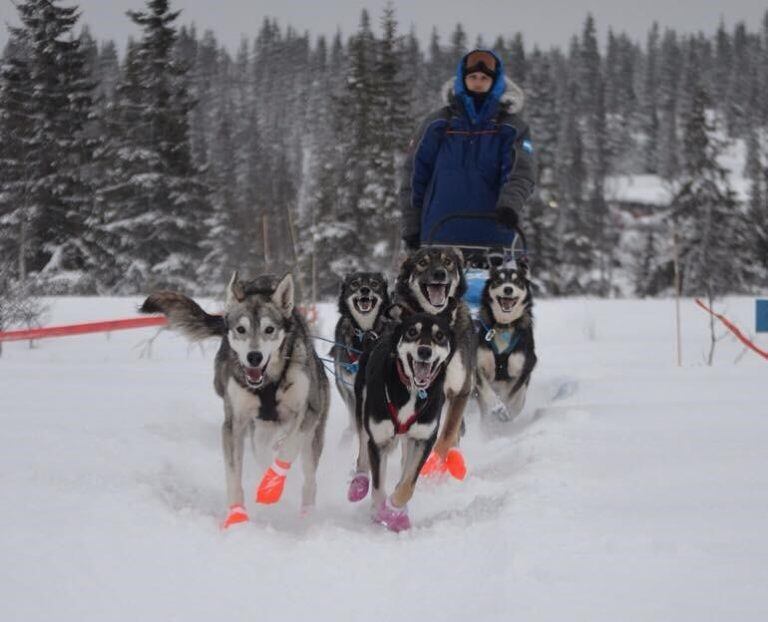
[400,49,536,253]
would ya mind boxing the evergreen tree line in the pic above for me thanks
[1,0,766,299]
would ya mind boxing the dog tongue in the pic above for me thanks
[246,366,263,383]
[427,285,446,307]
[358,299,372,312]
[499,297,516,312]
[413,361,432,385]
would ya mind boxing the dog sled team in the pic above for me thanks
[141,49,539,532]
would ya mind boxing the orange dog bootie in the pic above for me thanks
[420,449,467,480]
[420,451,448,477]
[445,448,467,480]
[221,504,249,529]
[256,459,291,504]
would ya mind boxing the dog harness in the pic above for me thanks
[385,360,426,435]
[347,327,379,364]
[477,319,522,382]
[386,400,422,435]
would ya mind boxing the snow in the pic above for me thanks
[1,296,767,621]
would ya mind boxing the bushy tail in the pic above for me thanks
[140,291,226,341]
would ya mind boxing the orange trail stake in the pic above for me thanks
[256,459,291,504]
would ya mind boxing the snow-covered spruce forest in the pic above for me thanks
[1,0,767,300]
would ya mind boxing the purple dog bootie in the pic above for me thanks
[373,496,411,532]
[347,472,370,502]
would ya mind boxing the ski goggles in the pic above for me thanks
[464,50,497,76]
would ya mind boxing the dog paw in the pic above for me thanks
[445,448,467,480]
[490,402,512,421]
[420,451,448,477]
[256,460,290,504]
[373,497,411,532]
[220,504,249,529]
[299,504,314,518]
[347,472,370,502]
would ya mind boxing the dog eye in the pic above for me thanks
[236,326,246,335]
[417,257,429,268]
[405,326,419,339]
[435,330,445,343]
[369,280,379,289]
[443,259,454,270]
[265,326,275,335]
[350,279,360,289]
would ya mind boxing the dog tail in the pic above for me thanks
[140,291,226,340]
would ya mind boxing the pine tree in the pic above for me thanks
[642,22,660,173]
[657,29,681,181]
[371,4,411,257]
[335,10,378,269]
[670,83,754,295]
[760,11,768,126]
[507,33,527,87]
[0,0,105,291]
[745,128,767,279]
[524,47,561,292]
[98,0,209,292]
[554,39,593,293]
[579,15,611,294]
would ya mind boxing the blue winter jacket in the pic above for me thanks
[400,50,536,247]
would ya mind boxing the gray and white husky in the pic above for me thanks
[475,264,537,421]
[141,273,329,528]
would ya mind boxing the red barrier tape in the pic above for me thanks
[0,304,319,344]
[0,316,167,343]
[694,299,768,361]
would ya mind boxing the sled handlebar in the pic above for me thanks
[424,212,528,254]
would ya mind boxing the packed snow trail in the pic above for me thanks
[1,297,766,621]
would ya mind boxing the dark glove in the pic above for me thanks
[496,206,519,231]
[403,234,420,251]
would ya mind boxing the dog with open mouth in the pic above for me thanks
[393,247,476,477]
[475,263,537,421]
[330,272,389,444]
[351,313,455,531]
[140,272,329,528]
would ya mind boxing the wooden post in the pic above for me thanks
[672,226,682,367]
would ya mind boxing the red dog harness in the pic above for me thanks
[386,400,421,435]
[385,359,425,434]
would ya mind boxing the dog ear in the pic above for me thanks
[272,273,295,316]
[516,257,530,278]
[452,247,465,270]
[385,302,405,323]
[226,271,245,304]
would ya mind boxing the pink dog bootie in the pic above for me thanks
[347,472,370,502]
[373,496,411,532]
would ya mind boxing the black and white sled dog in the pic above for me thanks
[393,247,476,462]
[353,312,455,531]
[140,273,329,529]
[475,263,537,421]
[330,272,389,440]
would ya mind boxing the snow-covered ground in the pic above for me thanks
[1,296,766,621]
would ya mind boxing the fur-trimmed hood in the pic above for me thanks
[441,75,526,115]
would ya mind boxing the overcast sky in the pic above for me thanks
[1,0,765,54]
